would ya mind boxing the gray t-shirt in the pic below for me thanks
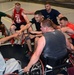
[42,30,67,59]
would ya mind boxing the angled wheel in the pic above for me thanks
[29,59,44,75]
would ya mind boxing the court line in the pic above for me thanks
[2,17,12,23]
[4,6,14,13]
[2,6,14,23]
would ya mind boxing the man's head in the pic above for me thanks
[45,2,51,12]
[59,17,68,27]
[34,10,44,22]
[15,2,21,11]
[40,19,54,33]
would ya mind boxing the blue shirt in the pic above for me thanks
[40,9,60,25]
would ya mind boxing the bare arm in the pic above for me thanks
[19,23,32,32]
[22,12,29,24]
[0,33,18,44]
[64,33,74,50]
[6,14,13,20]
[30,31,42,35]
[61,27,74,34]
[23,36,45,72]
[58,14,64,19]
[27,24,33,32]
[11,10,15,24]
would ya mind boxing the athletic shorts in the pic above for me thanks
[13,22,26,30]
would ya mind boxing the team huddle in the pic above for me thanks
[0,2,74,75]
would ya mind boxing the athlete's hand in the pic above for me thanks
[16,31,22,36]
[12,33,19,38]
[23,66,30,73]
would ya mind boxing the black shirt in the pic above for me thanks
[30,18,41,31]
[40,9,60,25]
[0,12,7,24]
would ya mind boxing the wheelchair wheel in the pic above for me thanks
[4,25,10,36]
[29,59,44,75]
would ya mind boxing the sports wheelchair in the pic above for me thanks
[22,51,74,75]
[1,44,74,75]
[5,53,74,75]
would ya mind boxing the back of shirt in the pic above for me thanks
[42,30,67,59]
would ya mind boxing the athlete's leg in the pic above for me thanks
[15,25,25,44]
[10,25,16,34]
[24,33,32,52]
[26,39,32,52]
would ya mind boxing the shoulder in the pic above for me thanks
[20,8,24,11]
[51,9,60,13]
[40,9,46,12]
[13,8,16,12]
[30,18,36,24]
[51,9,61,16]
[52,9,59,11]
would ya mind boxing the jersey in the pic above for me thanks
[42,30,67,65]
[30,18,41,31]
[13,8,26,24]
[67,22,74,39]
[40,9,60,25]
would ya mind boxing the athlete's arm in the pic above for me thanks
[62,32,74,50]
[61,27,74,34]
[23,36,45,72]
[0,33,18,44]
[19,23,32,32]
[6,14,13,20]
[58,14,64,19]
[30,31,42,35]
[22,11,29,24]
[11,10,15,24]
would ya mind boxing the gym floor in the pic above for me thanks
[0,1,74,30]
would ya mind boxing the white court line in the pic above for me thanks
[2,6,14,23]
[4,6,14,13]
